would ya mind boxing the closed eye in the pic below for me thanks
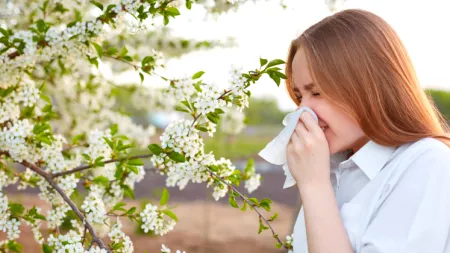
[313,92,321,96]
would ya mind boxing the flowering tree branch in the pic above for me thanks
[52,153,153,178]
[206,168,290,250]
[11,155,111,252]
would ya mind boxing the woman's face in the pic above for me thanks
[291,48,368,154]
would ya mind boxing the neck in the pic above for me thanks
[352,137,370,153]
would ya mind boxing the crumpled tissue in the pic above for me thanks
[258,107,318,189]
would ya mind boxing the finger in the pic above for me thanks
[290,130,301,147]
[294,119,309,140]
[300,111,320,134]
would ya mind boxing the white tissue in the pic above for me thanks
[258,107,319,189]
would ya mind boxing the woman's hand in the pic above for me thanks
[286,111,331,189]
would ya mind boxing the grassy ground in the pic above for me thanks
[203,125,282,160]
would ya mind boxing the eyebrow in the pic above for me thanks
[292,82,315,93]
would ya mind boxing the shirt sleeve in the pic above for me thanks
[360,144,450,253]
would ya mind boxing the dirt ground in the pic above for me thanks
[2,194,296,253]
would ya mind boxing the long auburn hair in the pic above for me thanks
[286,9,450,147]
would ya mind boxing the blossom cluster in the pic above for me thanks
[81,185,107,224]
[108,220,134,253]
[151,119,261,200]
[139,203,176,236]
[167,77,197,102]
[0,193,21,241]
[228,66,250,112]
[161,244,186,253]
[47,229,108,253]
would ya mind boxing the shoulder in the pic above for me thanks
[394,137,450,183]
[402,137,450,160]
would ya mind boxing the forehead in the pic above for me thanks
[291,48,313,91]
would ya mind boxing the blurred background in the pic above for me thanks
[3,0,450,252]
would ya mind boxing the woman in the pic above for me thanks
[285,9,450,253]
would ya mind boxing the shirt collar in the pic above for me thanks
[330,140,397,180]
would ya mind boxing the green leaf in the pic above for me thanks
[163,15,169,26]
[122,184,135,199]
[128,165,139,174]
[43,244,52,253]
[206,112,220,124]
[168,152,186,163]
[258,219,269,234]
[119,46,128,57]
[181,100,192,111]
[87,56,98,68]
[195,125,208,132]
[142,56,154,66]
[0,27,9,37]
[265,59,285,69]
[162,209,178,221]
[7,241,22,253]
[248,197,259,206]
[193,82,202,92]
[110,123,118,135]
[240,200,247,211]
[93,176,110,187]
[186,0,193,9]
[268,212,278,222]
[259,198,272,212]
[128,159,144,166]
[35,19,49,33]
[53,3,69,13]
[244,158,255,175]
[36,135,52,145]
[139,72,144,83]
[214,108,225,114]
[160,188,170,206]
[268,71,281,86]
[113,202,127,212]
[166,7,180,17]
[148,144,163,155]
[122,55,133,62]
[175,105,190,113]
[106,47,118,55]
[275,242,282,248]
[192,71,205,79]
[40,93,51,104]
[126,207,136,215]
[103,137,114,149]
[82,153,91,162]
[90,0,104,10]
[9,203,25,216]
[115,165,124,180]
[92,42,103,58]
[260,58,268,67]
[228,195,239,208]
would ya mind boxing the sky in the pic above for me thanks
[114,0,450,111]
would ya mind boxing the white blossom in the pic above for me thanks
[161,244,186,253]
[0,170,17,190]
[167,77,196,101]
[228,66,250,112]
[81,185,107,224]
[245,173,261,194]
[108,219,134,253]
[139,203,176,236]
[47,204,71,229]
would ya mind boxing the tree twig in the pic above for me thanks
[52,154,153,177]
[20,159,111,252]
[206,168,288,249]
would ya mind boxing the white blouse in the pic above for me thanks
[292,137,450,253]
